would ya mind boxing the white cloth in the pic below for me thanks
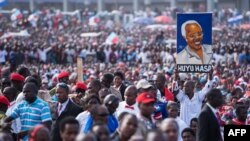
[5,101,21,133]
[76,111,90,129]
[175,117,188,141]
[177,80,212,125]
[177,45,213,64]
[15,92,24,104]
[115,101,139,118]
[57,99,69,116]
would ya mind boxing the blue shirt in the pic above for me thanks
[11,97,52,131]
[83,114,118,134]
[107,115,118,133]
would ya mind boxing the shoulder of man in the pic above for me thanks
[177,47,188,57]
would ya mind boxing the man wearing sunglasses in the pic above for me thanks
[82,105,109,133]
[177,20,213,65]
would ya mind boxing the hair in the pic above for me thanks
[24,76,39,87]
[31,74,42,88]
[181,128,195,137]
[114,71,124,80]
[24,82,38,94]
[206,88,222,101]
[118,112,129,122]
[56,83,69,94]
[89,105,109,117]
[103,73,114,84]
[90,79,102,91]
[3,86,18,95]
[83,94,101,105]
[1,78,11,85]
[120,113,137,123]
[156,73,166,81]
[167,101,179,110]
[161,118,179,131]
[59,117,79,132]
[103,94,119,106]
[231,96,238,101]
[190,117,198,125]
[91,121,109,132]
[29,125,50,141]
[235,105,247,116]
[181,20,202,37]
[17,66,30,78]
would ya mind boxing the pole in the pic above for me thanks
[170,0,176,9]
[97,0,103,13]
[63,0,68,12]
[206,0,214,12]
[29,0,35,12]
[133,0,139,12]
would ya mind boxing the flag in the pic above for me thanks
[105,32,119,45]
[28,13,39,27]
[228,15,243,25]
[88,16,100,26]
[11,9,23,21]
[0,0,7,7]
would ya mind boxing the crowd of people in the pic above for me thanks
[0,6,249,141]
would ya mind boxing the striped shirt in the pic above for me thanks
[10,97,52,131]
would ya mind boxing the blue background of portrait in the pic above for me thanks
[177,13,212,53]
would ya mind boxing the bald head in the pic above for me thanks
[124,85,138,105]
[160,118,179,141]
[183,81,195,95]
[90,105,109,124]
[3,87,18,102]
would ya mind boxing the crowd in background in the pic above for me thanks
[0,6,249,141]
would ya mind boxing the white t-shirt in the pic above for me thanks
[76,111,90,129]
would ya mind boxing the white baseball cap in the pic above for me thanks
[136,79,153,89]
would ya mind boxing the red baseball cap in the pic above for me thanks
[0,95,10,106]
[76,82,87,91]
[136,92,155,104]
[10,73,25,82]
[58,71,69,79]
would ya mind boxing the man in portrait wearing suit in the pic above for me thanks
[51,83,82,141]
[197,88,224,141]
[177,20,213,65]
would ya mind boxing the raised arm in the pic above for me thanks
[172,69,185,102]
[198,68,213,101]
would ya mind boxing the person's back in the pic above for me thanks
[197,89,224,141]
